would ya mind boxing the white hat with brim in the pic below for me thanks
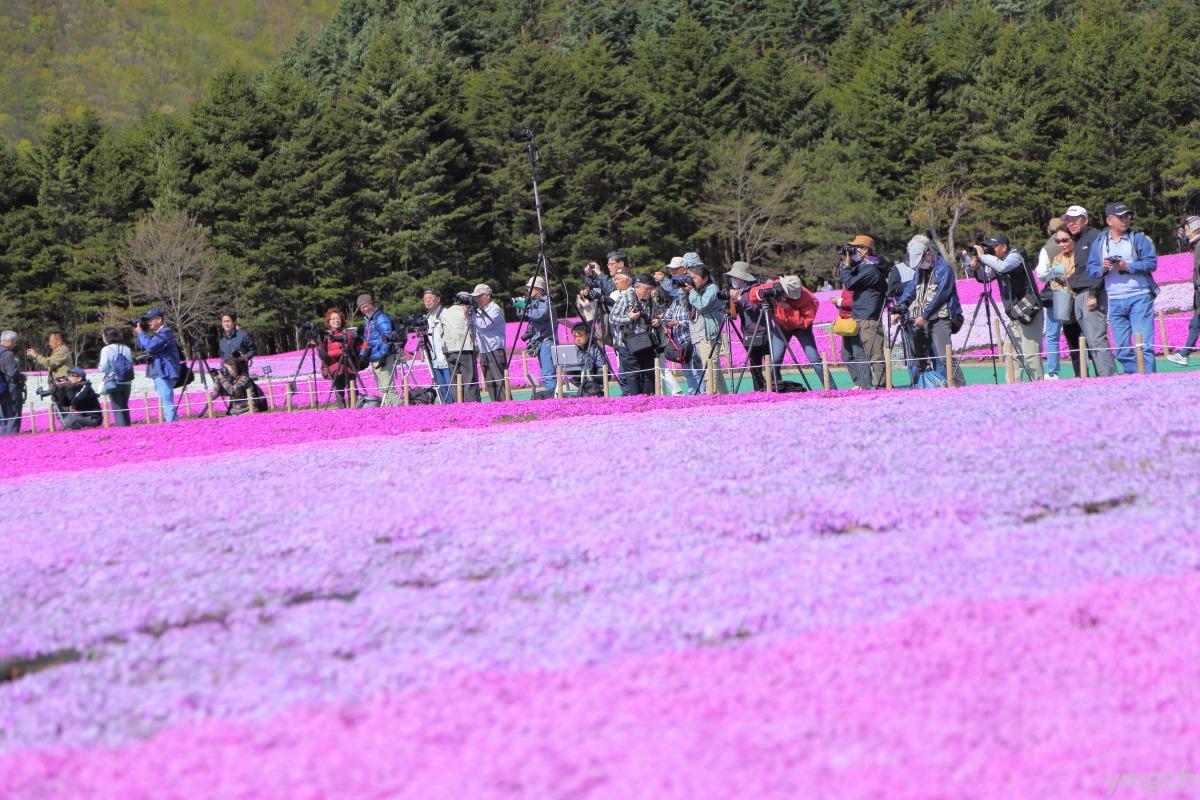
[471,284,492,297]
[779,275,806,300]
[525,276,547,292]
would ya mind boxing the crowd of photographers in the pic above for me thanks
[3,201,1199,434]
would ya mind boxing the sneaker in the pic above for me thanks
[1044,373,1060,380]
[1167,352,1189,366]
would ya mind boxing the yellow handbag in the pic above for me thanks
[832,316,858,337]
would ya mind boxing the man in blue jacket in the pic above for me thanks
[1085,202,1159,374]
[357,294,398,406]
[135,307,182,422]
[838,234,889,389]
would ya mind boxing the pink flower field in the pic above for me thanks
[2,375,1199,798]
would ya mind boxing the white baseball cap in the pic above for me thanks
[1063,205,1088,219]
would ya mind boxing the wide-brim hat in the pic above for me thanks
[727,261,756,283]
[681,252,704,269]
[471,284,492,297]
[525,276,547,292]
[779,275,806,300]
[848,235,875,248]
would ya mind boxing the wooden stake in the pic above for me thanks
[1158,309,1170,355]
[402,372,410,406]
[654,357,663,396]
[504,374,513,402]
[765,354,775,393]
[706,356,716,395]
[602,363,610,397]
[992,318,1005,384]
[456,373,464,404]
[285,383,294,413]
[1078,336,1088,379]
[349,380,357,409]
[945,344,954,388]
[308,375,316,409]
[102,398,111,428]
[555,367,564,399]
[182,390,192,417]
[885,352,893,390]
[28,399,36,433]
[1135,333,1146,374]
[158,394,165,422]
[828,329,838,364]
[822,357,831,391]
[265,377,274,411]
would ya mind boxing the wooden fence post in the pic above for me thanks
[602,363,610,397]
[885,352,893,390]
[654,357,663,396]
[822,357,831,391]
[1158,309,1170,356]
[1135,333,1146,374]
[456,373,464,404]
[402,373,410,406]
[945,344,954,388]
[1078,336,1088,379]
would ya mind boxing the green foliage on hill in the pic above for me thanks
[2,0,1200,365]
[0,0,338,144]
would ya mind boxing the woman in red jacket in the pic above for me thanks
[746,275,824,387]
[321,308,359,407]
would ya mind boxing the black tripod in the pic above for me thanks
[729,299,815,394]
[323,339,367,408]
[958,265,1026,385]
[180,339,214,416]
[886,303,921,387]
[289,330,324,407]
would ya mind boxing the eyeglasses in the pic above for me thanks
[1053,238,1072,243]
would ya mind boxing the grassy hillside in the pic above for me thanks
[0,0,337,144]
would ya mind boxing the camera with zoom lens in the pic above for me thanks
[298,320,320,344]
[757,283,784,300]
[975,238,995,256]
[134,352,153,365]
[454,292,478,307]
[327,332,347,344]
[397,312,428,331]
[672,275,695,288]
[836,244,856,256]
[34,385,55,398]
[511,127,534,143]
[716,288,731,302]
[126,316,151,330]
[580,287,602,301]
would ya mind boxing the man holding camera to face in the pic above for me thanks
[610,273,662,396]
[217,310,256,369]
[134,307,182,422]
[969,233,1044,381]
[46,367,103,430]
[468,284,508,402]
[837,235,889,389]
[1085,202,1159,374]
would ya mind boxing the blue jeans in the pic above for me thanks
[681,350,703,393]
[431,366,454,404]
[108,382,132,426]
[770,326,824,386]
[153,377,179,422]
[1107,293,1156,374]
[537,339,556,392]
[1044,308,1063,376]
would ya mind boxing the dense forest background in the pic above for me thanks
[2,0,1199,360]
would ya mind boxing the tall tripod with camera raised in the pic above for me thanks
[958,236,1038,384]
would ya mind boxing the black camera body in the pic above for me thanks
[134,352,153,365]
[126,316,151,330]
[397,312,428,331]
[672,275,695,289]
[511,127,535,143]
[975,238,996,256]
[836,244,856,256]
[716,288,731,302]
[454,292,478,307]
[757,284,785,300]
[34,385,55,398]
[299,320,320,344]
[580,287,602,301]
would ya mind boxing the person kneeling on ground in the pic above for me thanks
[52,367,103,430]
[210,357,261,415]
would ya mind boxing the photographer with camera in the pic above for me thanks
[836,235,889,390]
[467,284,509,402]
[209,356,262,415]
[968,233,1043,381]
[98,327,135,426]
[893,236,964,387]
[48,367,103,430]
[319,308,359,408]
[443,291,480,402]
[513,276,556,395]
[728,261,772,391]
[26,331,71,379]
[1166,216,1200,367]
[356,294,399,406]
[1085,202,1159,374]
[134,307,182,422]
[747,275,823,389]
[610,274,662,396]
[217,311,256,369]
[0,331,26,435]
[677,256,729,394]
[421,290,454,404]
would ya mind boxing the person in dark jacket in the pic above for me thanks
[51,367,103,430]
[217,311,257,367]
[135,307,182,422]
[728,261,772,391]
[0,330,27,435]
[837,235,889,389]
[1063,205,1117,377]
[210,356,259,415]
[357,294,398,407]
[894,235,965,386]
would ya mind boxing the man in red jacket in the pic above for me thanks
[746,275,824,388]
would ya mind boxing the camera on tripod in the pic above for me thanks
[511,127,535,143]
[298,320,320,345]
[453,292,478,307]
[396,312,428,331]
[757,283,785,300]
